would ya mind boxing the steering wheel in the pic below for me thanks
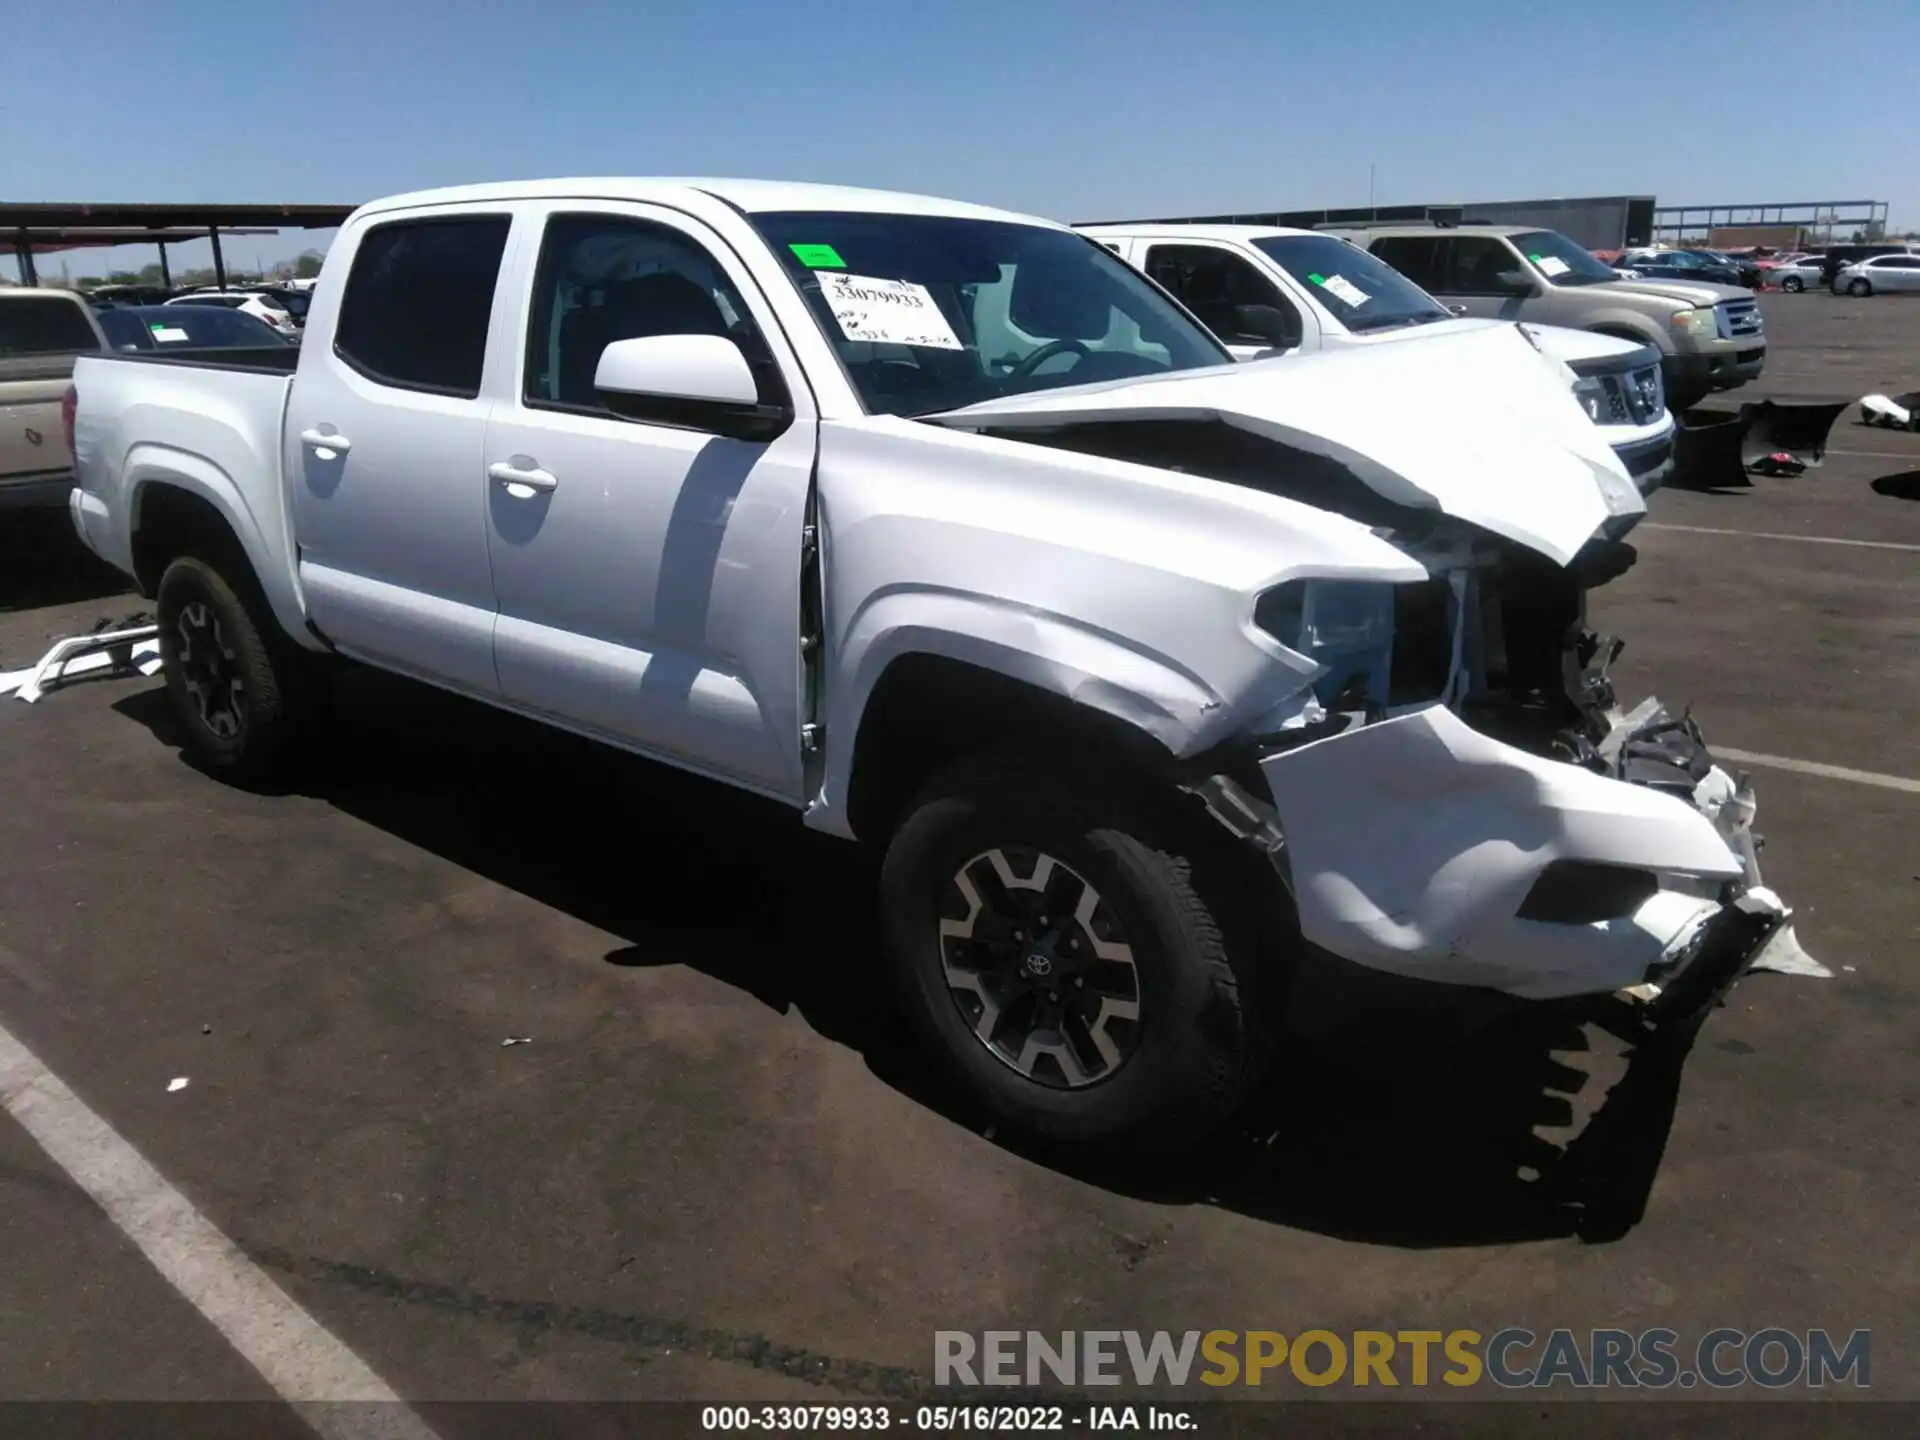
[1008,338,1091,378]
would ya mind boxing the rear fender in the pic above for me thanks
[127,445,313,646]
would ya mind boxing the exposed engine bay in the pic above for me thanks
[984,412,1816,1019]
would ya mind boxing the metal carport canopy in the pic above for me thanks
[2,201,354,287]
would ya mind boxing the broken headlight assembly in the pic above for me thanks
[1254,577,1457,712]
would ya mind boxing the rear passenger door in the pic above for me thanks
[286,206,519,695]
[480,203,817,801]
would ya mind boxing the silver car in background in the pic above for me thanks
[1769,255,1824,292]
[1836,253,1920,297]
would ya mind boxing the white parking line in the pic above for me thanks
[1643,523,1920,552]
[1827,447,1919,461]
[1712,748,1920,795]
[0,1019,440,1439]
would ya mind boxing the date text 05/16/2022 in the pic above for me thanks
[702,1404,1191,1431]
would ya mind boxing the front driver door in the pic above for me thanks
[481,204,817,801]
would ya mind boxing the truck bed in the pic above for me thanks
[70,349,306,642]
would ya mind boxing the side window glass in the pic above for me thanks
[1445,237,1518,294]
[1369,237,1444,292]
[525,213,770,412]
[1142,244,1298,346]
[335,217,510,396]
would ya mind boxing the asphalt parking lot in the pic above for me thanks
[1,291,1915,1434]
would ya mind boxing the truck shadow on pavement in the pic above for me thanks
[0,512,137,614]
[114,664,1697,1250]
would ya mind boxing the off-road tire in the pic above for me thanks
[156,554,308,784]
[878,746,1284,1156]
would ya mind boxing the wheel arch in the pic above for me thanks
[125,453,316,649]
[835,650,1192,846]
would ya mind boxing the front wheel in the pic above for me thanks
[156,555,307,783]
[878,748,1283,1156]
[1782,275,1804,293]
[1848,278,1873,297]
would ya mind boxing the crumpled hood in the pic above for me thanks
[926,323,1644,565]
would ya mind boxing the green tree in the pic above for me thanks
[293,249,324,279]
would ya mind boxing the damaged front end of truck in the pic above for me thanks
[932,326,1804,1036]
[1180,525,1805,1039]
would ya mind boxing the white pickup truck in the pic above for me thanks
[69,178,1795,1155]
[1079,223,1676,493]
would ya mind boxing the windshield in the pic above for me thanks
[750,211,1231,416]
[1512,230,1620,288]
[1250,234,1452,333]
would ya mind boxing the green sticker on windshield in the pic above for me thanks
[789,243,846,269]
[1307,272,1327,285]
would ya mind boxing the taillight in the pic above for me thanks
[61,384,77,456]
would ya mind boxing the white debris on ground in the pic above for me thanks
[0,623,161,703]
[1859,393,1915,430]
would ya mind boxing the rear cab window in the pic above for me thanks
[334,216,512,396]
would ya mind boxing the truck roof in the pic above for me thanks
[354,178,1055,229]
[1076,222,1322,243]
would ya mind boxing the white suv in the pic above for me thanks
[166,289,299,337]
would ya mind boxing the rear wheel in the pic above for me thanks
[1848,278,1873,297]
[878,748,1284,1156]
[156,555,311,783]
[1782,275,1804,293]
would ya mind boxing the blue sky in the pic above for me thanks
[8,0,1914,280]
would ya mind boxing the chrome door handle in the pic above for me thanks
[299,427,351,455]
[488,460,558,493]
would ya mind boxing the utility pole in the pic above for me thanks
[1369,163,1376,218]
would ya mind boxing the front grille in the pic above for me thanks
[1736,347,1764,365]
[1719,299,1764,338]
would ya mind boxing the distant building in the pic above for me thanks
[1078,195,1657,251]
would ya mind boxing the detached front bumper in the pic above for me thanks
[1235,703,1786,1011]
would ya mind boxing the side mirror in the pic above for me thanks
[1445,303,1467,316]
[594,334,791,442]
[1232,303,1300,350]
[1493,269,1539,296]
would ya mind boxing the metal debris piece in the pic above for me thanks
[166,1077,190,1093]
[1,621,162,703]
[500,1036,532,1047]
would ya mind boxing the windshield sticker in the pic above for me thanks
[817,272,962,349]
[789,243,846,269]
[1534,255,1571,277]
[149,325,190,342]
[1308,273,1371,308]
